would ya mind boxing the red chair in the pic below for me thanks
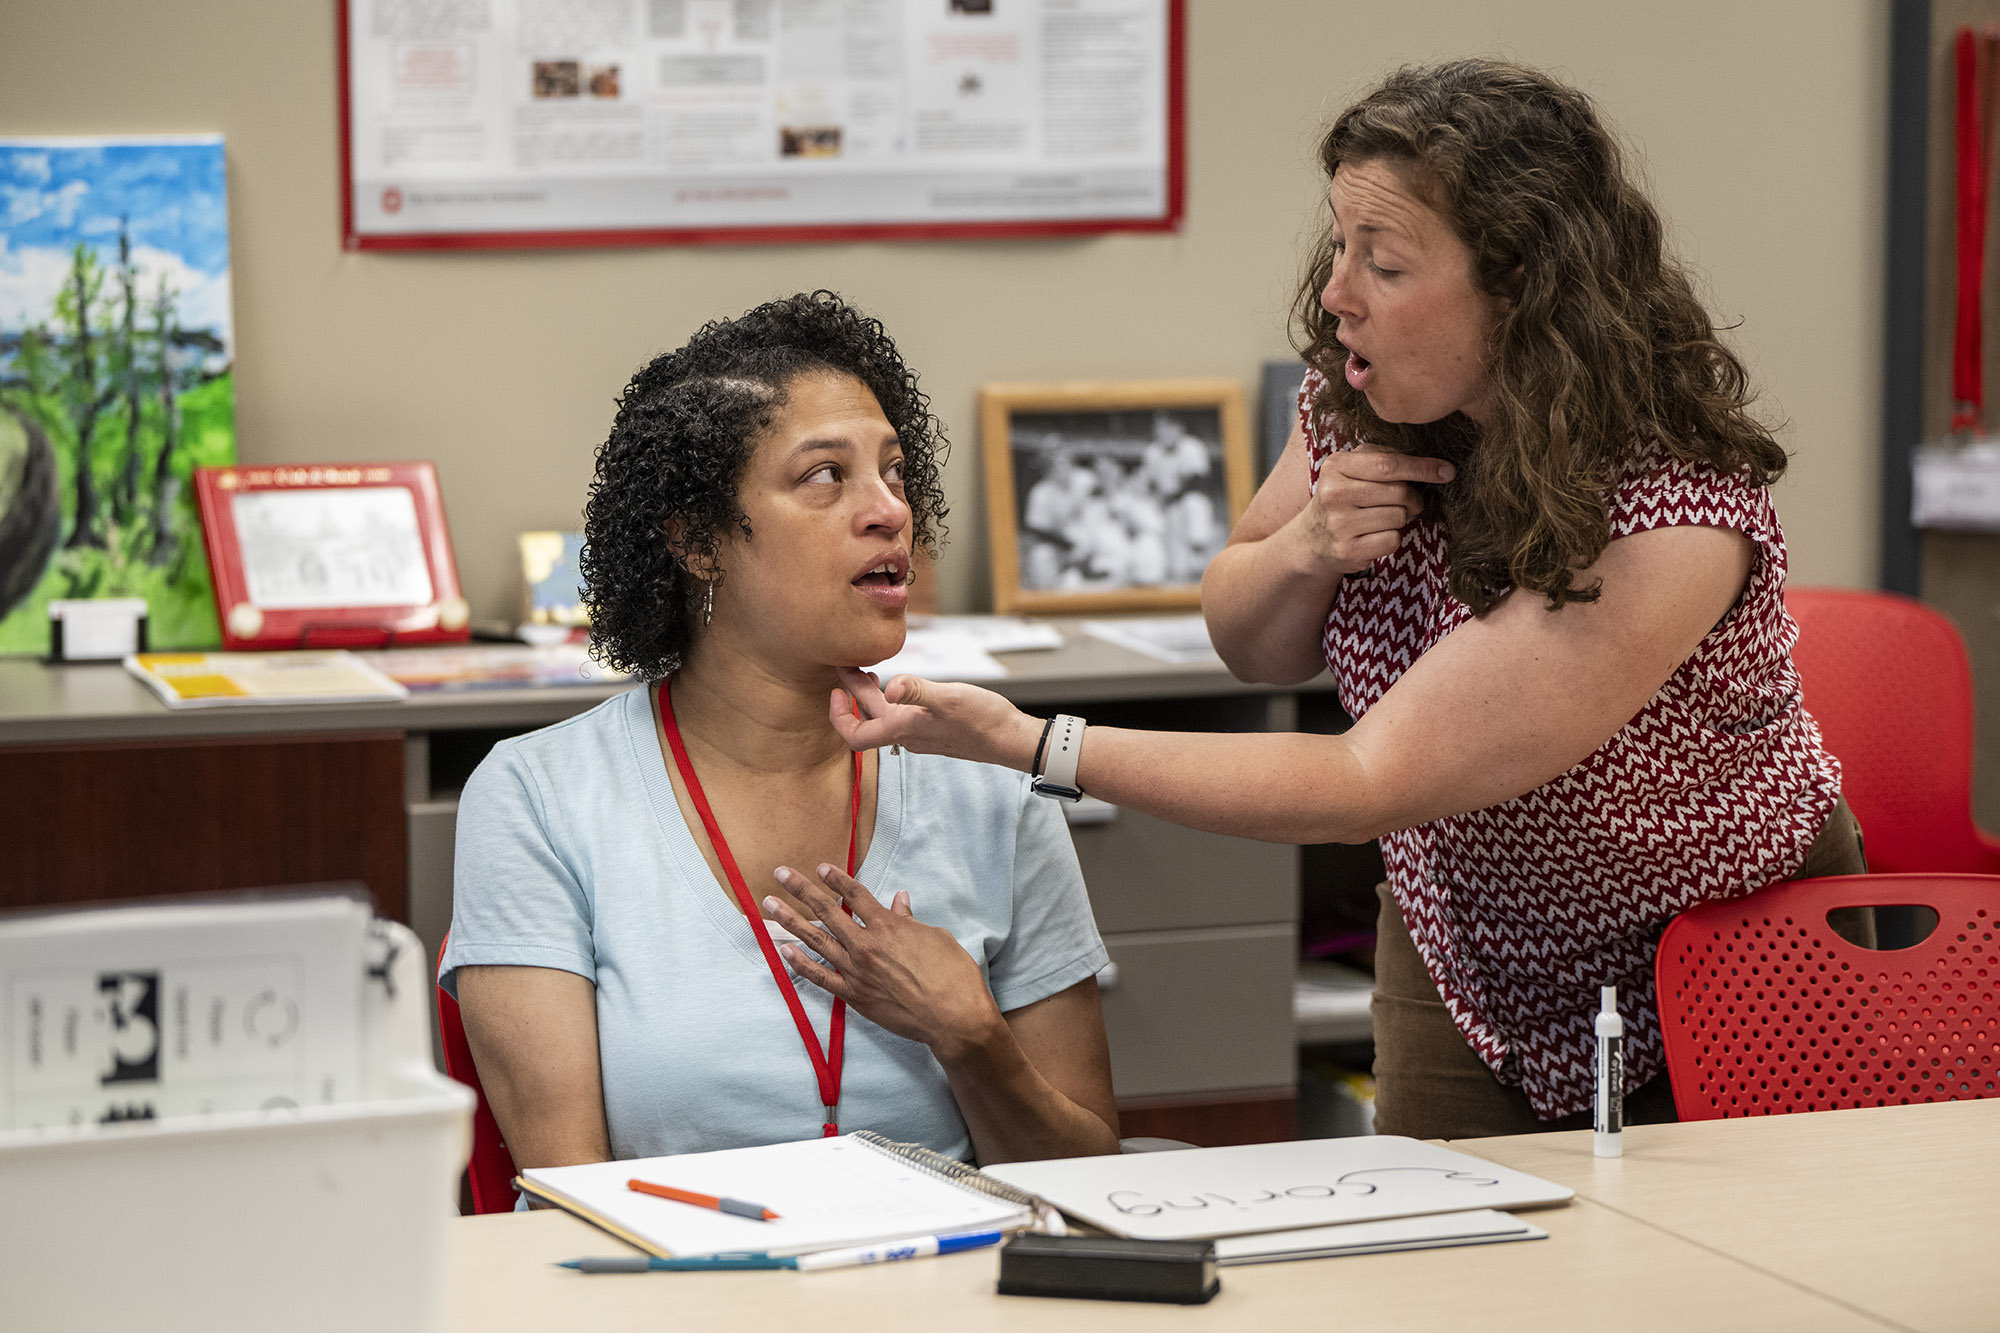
[1787,587,2000,873]
[1655,873,2000,1120]
[436,936,520,1213]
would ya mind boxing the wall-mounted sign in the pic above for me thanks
[339,0,1183,249]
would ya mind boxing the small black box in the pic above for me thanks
[997,1233,1220,1305]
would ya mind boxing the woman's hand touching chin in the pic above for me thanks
[829,666,1042,771]
[765,864,1003,1064]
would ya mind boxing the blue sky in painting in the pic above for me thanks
[0,136,233,353]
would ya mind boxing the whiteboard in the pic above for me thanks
[984,1136,1575,1240]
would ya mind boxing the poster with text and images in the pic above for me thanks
[342,0,1180,247]
[0,135,235,653]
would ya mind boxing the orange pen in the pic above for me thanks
[627,1178,781,1221]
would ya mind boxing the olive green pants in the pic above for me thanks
[1369,797,1869,1140]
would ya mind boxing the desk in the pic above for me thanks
[0,623,1345,1141]
[1467,1097,2000,1332]
[445,1100,2000,1332]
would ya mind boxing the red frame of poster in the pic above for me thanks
[336,0,1185,251]
[194,461,471,651]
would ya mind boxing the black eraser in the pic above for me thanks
[997,1233,1220,1305]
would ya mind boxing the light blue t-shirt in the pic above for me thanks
[440,686,1107,1164]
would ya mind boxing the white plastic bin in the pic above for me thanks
[0,920,473,1333]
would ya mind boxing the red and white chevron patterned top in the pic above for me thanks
[1301,371,1842,1117]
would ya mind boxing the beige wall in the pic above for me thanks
[1,1,1887,623]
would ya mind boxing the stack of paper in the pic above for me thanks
[1214,1210,1547,1265]
[356,642,627,692]
[906,615,1065,654]
[124,651,407,707]
[1081,615,1222,665]
[869,615,1067,681]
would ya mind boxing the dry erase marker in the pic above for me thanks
[794,1230,1005,1272]
[1594,983,1624,1158]
[628,1178,780,1221]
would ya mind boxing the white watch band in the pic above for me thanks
[1032,714,1086,802]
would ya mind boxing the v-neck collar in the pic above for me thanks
[626,686,903,971]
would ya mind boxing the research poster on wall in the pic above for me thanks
[340,0,1182,248]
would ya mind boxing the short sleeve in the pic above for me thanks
[438,742,597,998]
[984,781,1110,1013]
[1607,445,1776,547]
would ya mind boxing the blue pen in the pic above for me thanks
[793,1230,1006,1272]
[560,1253,797,1273]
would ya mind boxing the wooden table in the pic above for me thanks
[1467,1098,2000,1332]
[444,1100,1999,1332]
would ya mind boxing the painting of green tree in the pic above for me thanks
[0,135,235,653]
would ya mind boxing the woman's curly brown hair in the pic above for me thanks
[582,290,948,680]
[1295,59,1788,614]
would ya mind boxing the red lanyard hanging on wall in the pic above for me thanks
[657,679,861,1138]
[1952,25,2000,434]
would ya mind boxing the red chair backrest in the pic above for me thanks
[435,935,520,1213]
[1656,873,2000,1120]
[1786,587,2000,873]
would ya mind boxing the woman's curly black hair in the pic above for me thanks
[582,290,948,681]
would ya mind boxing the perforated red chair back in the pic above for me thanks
[1786,587,2000,873]
[1656,873,2000,1120]
[435,935,520,1213]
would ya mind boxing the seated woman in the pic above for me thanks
[440,292,1120,1169]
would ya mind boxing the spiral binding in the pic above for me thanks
[849,1130,1046,1210]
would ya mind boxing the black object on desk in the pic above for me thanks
[997,1234,1220,1305]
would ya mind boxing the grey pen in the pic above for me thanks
[560,1254,795,1272]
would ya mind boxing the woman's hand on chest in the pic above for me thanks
[762,863,1005,1064]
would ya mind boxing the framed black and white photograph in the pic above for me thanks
[980,380,1252,614]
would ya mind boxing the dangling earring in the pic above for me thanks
[703,579,714,628]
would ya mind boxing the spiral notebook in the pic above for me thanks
[515,1132,1038,1259]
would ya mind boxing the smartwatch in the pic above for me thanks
[1031,714,1086,802]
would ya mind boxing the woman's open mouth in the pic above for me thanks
[1344,348,1375,392]
[850,553,911,608]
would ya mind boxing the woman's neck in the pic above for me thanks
[669,638,849,778]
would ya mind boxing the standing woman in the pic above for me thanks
[830,60,1864,1140]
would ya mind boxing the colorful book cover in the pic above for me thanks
[123,651,408,708]
[0,135,236,653]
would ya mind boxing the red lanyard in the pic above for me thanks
[657,679,860,1137]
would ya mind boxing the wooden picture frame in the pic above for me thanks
[981,380,1252,614]
[194,461,470,651]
